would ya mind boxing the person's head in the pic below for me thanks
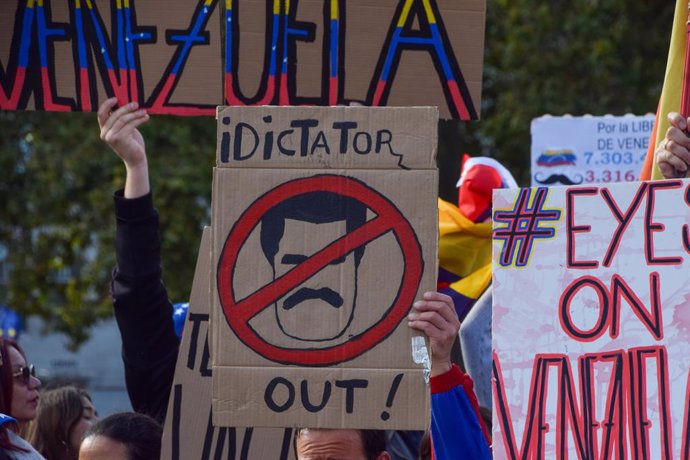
[294,428,390,460]
[79,412,161,460]
[25,386,97,460]
[260,191,368,341]
[0,338,41,427]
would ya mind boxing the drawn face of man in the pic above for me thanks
[273,218,358,341]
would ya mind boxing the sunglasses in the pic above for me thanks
[12,365,36,385]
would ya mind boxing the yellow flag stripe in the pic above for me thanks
[652,0,688,180]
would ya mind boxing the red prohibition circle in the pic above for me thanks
[216,174,423,366]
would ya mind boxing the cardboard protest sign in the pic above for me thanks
[531,115,655,187]
[0,0,223,115]
[224,0,485,120]
[211,106,437,429]
[1,0,485,119]
[162,228,296,460]
[492,180,690,459]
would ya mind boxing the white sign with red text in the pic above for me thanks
[492,179,690,459]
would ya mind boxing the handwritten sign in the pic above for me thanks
[161,228,296,460]
[531,115,655,186]
[492,180,690,459]
[210,106,437,429]
[1,0,486,119]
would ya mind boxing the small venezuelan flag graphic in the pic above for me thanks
[536,149,577,167]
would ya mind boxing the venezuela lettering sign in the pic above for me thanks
[0,0,485,119]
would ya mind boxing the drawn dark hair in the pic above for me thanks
[82,412,162,460]
[260,191,368,267]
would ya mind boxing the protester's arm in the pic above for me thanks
[98,99,179,425]
[408,292,491,459]
[656,112,690,179]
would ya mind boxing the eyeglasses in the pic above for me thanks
[12,365,35,385]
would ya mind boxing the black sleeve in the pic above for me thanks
[110,190,180,425]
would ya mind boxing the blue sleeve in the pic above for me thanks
[431,366,491,459]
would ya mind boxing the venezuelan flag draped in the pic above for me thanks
[437,198,493,320]
[437,156,517,320]
[640,0,688,180]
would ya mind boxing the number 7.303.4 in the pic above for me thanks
[583,151,635,166]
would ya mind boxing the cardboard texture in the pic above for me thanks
[162,228,296,459]
[224,0,485,120]
[211,106,437,429]
[492,180,690,459]
[0,0,222,115]
[2,0,485,119]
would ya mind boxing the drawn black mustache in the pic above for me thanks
[282,287,344,310]
[534,173,583,185]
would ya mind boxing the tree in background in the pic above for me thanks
[0,111,215,348]
[0,1,676,346]
[439,0,674,199]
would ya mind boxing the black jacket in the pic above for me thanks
[110,191,179,425]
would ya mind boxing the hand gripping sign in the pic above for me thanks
[211,106,437,430]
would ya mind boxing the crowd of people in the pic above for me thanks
[1,98,686,459]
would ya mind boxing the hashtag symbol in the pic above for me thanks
[493,187,561,267]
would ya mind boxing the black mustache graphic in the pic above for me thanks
[282,287,344,310]
[534,173,583,185]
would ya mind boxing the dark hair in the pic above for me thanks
[25,386,92,460]
[0,339,17,417]
[0,338,28,452]
[82,412,162,460]
[479,405,492,439]
[294,428,386,460]
[360,429,387,459]
[260,191,368,267]
[417,430,431,460]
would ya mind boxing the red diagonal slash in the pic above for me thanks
[216,174,423,366]
[233,215,392,322]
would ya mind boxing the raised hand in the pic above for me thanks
[97,98,151,198]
